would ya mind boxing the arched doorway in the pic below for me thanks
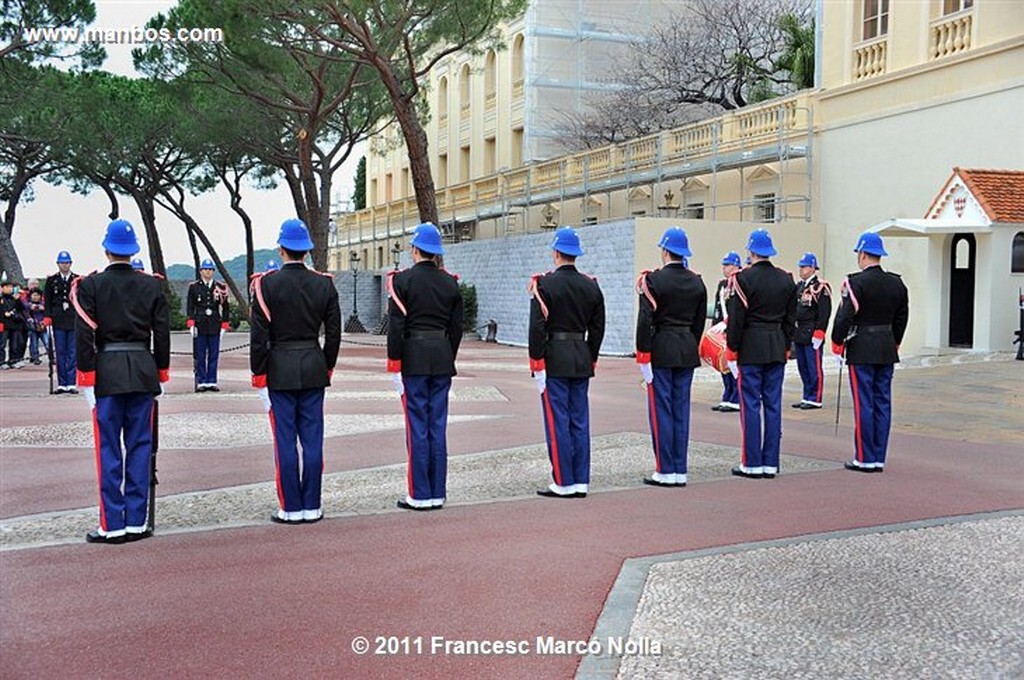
[949,233,976,347]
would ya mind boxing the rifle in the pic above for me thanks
[192,332,199,392]
[149,397,159,532]
[834,328,856,436]
[46,325,55,395]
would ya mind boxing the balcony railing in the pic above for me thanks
[341,91,813,243]
[930,10,973,60]
[853,36,887,81]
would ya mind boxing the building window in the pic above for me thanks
[582,216,598,225]
[438,76,449,121]
[376,246,384,269]
[437,153,448,188]
[401,168,409,198]
[1012,232,1024,273]
[754,193,776,223]
[460,145,470,183]
[484,138,496,175]
[863,0,889,40]
[459,64,471,115]
[512,34,524,84]
[512,128,524,167]
[385,173,393,202]
[943,0,973,15]
[684,202,705,219]
[484,50,496,106]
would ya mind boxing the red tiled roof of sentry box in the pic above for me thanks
[955,168,1024,223]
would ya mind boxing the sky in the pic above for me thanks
[11,0,363,278]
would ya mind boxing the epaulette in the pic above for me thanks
[775,266,793,277]
[840,277,860,312]
[727,270,748,308]
[386,269,406,316]
[69,274,98,330]
[888,271,902,278]
[316,270,334,279]
[442,269,460,282]
[635,269,657,311]
[251,272,272,321]
[526,271,551,320]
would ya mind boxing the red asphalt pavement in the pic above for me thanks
[2,340,1022,678]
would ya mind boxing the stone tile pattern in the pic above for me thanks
[619,516,1024,679]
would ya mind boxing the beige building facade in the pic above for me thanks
[334,0,1024,354]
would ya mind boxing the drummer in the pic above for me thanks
[710,251,742,412]
[635,227,707,487]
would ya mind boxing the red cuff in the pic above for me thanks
[725,349,738,362]
[251,374,267,388]
[220,322,230,330]
[0,323,4,333]
[186,319,195,328]
[635,351,651,364]
[77,370,96,387]
[42,317,51,327]
[592,361,597,372]
[158,369,170,383]
[832,342,844,356]
[327,369,334,381]
[529,358,546,372]
[812,330,825,341]
[386,358,402,373]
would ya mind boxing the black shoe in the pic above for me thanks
[124,529,153,542]
[396,499,432,511]
[719,404,740,413]
[843,461,876,473]
[642,477,676,487]
[207,385,221,392]
[710,404,723,412]
[791,402,806,408]
[799,403,823,410]
[536,489,576,499]
[731,466,763,479]
[304,515,323,524]
[67,387,78,395]
[270,514,303,524]
[763,473,776,479]
[85,530,125,544]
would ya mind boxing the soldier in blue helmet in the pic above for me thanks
[710,251,742,412]
[186,258,231,392]
[792,252,832,410]
[250,218,341,524]
[74,219,170,543]
[725,228,797,479]
[44,250,80,393]
[131,258,145,271]
[264,259,280,272]
[831,232,909,473]
[528,226,606,498]
[635,227,707,487]
[386,222,464,511]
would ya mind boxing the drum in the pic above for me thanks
[699,325,729,374]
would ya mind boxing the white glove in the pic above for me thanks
[81,386,96,409]
[392,373,404,396]
[727,360,739,379]
[639,363,654,384]
[811,337,823,351]
[220,328,226,342]
[257,387,271,413]
[190,326,197,339]
[533,370,547,395]
[834,355,846,371]
[159,383,166,396]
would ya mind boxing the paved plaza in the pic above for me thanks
[1,332,1022,678]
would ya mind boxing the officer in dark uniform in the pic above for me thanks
[711,251,742,412]
[44,251,80,393]
[0,278,27,369]
[386,223,464,511]
[725,229,797,479]
[250,219,341,524]
[529,226,606,498]
[187,259,230,392]
[792,252,832,409]
[635,227,707,487]
[831,232,909,473]
[74,220,170,544]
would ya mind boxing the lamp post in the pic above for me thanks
[344,250,366,333]
[374,242,404,336]
[391,242,402,270]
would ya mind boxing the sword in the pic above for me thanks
[834,327,856,436]
[46,326,55,395]
[149,397,159,532]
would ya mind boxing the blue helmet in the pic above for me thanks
[746,228,777,257]
[131,258,145,271]
[265,259,280,272]
[200,259,215,270]
[410,222,445,255]
[102,219,140,256]
[854,231,888,257]
[798,252,819,269]
[551,226,584,257]
[721,251,742,267]
[56,251,73,264]
[658,227,692,257]
[278,218,315,252]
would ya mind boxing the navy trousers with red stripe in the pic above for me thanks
[720,371,739,405]
[194,332,221,384]
[94,393,154,532]
[738,363,785,472]
[647,367,694,475]
[794,342,824,403]
[849,364,894,467]
[54,327,76,387]
[269,388,325,512]
[402,375,451,501]
[541,377,591,487]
